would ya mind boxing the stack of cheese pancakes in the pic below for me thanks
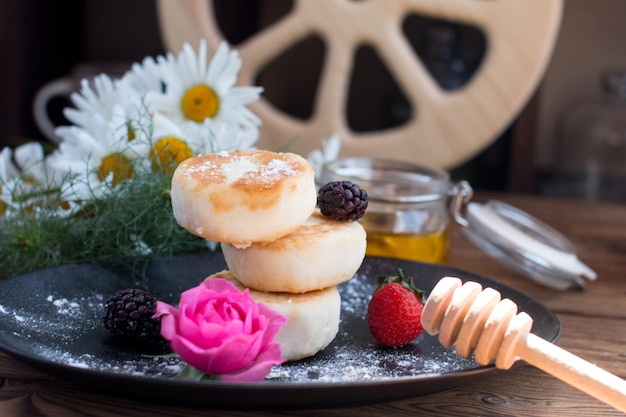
[171,150,366,360]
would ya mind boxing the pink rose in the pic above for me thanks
[154,278,287,382]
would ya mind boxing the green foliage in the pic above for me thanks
[0,168,209,280]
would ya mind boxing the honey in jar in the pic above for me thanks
[365,229,450,264]
[319,157,468,264]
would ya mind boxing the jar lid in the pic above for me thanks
[319,157,450,203]
[320,157,596,291]
[458,200,597,290]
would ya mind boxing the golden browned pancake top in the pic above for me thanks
[176,150,311,192]
[253,211,357,251]
[173,150,314,213]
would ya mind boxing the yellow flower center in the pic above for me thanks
[181,84,219,122]
[97,153,134,184]
[0,186,6,216]
[150,136,193,174]
[59,201,71,211]
[127,120,136,142]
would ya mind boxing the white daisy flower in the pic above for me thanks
[0,147,19,216]
[147,40,263,128]
[131,112,203,175]
[14,142,61,186]
[64,74,133,128]
[307,133,342,178]
[49,116,138,202]
[186,118,258,155]
[0,142,62,216]
[0,147,19,183]
[63,73,152,148]
[123,56,164,95]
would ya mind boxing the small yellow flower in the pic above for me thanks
[149,136,193,174]
[97,153,134,184]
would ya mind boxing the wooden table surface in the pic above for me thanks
[1,192,625,416]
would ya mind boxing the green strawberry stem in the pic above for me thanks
[375,269,425,303]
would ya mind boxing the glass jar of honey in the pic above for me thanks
[318,157,472,264]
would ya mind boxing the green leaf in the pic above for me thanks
[175,364,209,381]
[375,268,425,303]
[141,352,180,359]
[0,160,211,281]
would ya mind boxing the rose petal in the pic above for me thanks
[197,320,230,348]
[257,304,288,343]
[221,343,285,382]
[203,278,241,295]
[204,333,263,375]
[161,278,288,381]
[153,301,179,341]
[178,305,205,342]
[179,285,215,314]
[170,335,214,372]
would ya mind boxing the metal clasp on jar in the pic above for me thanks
[448,180,474,227]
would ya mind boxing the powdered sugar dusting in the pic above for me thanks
[0,291,181,379]
[0,293,104,343]
[182,160,216,176]
[260,159,295,178]
[180,153,297,184]
[222,157,257,182]
[265,271,474,383]
[340,271,371,317]
[36,347,183,378]
[0,264,478,386]
[47,295,82,316]
[267,341,467,383]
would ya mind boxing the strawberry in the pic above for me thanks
[366,269,425,347]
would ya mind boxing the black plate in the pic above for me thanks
[0,252,560,408]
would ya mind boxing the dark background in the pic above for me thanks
[0,0,533,193]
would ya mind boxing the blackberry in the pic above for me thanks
[317,180,368,221]
[103,288,161,341]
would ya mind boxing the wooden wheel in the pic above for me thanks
[156,0,563,168]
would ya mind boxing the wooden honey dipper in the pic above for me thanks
[421,277,626,413]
